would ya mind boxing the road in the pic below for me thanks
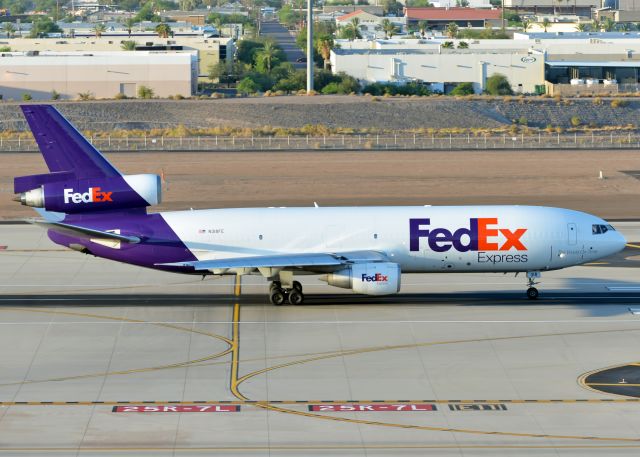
[259,20,306,69]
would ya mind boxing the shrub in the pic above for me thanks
[362,82,430,96]
[450,82,474,96]
[51,90,60,100]
[518,116,528,125]
[593,97,602,105]
[0,46,10,52]
[611,99,628,108]
[485,73,513,95]
[21,93,32,101]
[570,116,581,126]
[137,85,155,99]
[77,91,94,100]
[237,77,261,94]
[173,94,185,100]
[114,93,128,99]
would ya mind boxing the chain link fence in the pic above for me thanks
[1,132,640,152]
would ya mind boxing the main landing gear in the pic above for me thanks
[269,280,304,306]
[526,271,541,300]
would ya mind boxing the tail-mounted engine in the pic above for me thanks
[14,174,161,213]
[321,262,401,295]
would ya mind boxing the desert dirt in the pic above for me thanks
[1,149,640,220]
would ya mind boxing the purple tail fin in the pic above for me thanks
[15,105,161,215]
[20,105,121,180]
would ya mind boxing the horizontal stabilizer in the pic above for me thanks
[31,220,141,243]
[159,250,389,271]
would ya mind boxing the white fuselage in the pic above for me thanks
[161,205,626,273]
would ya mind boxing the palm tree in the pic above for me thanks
[258,41,277,72]
[155,23,172,38]
[381,18,397,39]
[121,40,137,50]
[457,41,469,48]
[575,22,586,32]
[541,18,551,32]
[442,41,454,48]
[3,22,15,38]
[602,17,615,32]
[418,20,429,37]
[124,17,136,37]
[446,22,458,38]
[591,18,601,31]
[522,19,531,32]
[316,36,334,69]
[179,0,196,10]
[92,23,106,38]
[343,17,362,40]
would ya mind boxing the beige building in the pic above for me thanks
[0,36,235,81]
[0,51,196,100]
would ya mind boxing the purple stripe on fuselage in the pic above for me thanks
[48,210,197,273]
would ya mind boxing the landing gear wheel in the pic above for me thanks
[527,287,539,300]
[292,281,303,292]
[288,289,304,305]
[270,289,286,306]
[270,281,282,291]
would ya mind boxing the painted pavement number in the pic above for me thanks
[309,404,438,412]
[112,405,240,413]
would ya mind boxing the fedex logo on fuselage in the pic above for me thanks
[409,218,527,253]
[361,273,389,282]
[63,187,113,204]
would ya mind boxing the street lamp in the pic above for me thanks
[306,0,313,93]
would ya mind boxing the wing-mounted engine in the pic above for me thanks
[321,262,401,295]
[15,174,161,213]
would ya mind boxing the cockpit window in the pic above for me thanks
[592,224,614,235]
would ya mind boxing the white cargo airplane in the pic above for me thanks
[15,105,627,304]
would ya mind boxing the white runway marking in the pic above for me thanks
[0,320,638,325]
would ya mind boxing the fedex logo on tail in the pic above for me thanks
[409,218,527,253]
[63,187,113,204]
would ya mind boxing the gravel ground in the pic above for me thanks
[1,96,639,132]
[2,149,640,220]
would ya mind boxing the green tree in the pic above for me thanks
[3,22,15,38]
[381,18,397,39]
[406,0,432,6]
[541,17,551,32]
[446,22,458,38]
[575,22,586,32]
[316,35,334,69]
[418,20,429,37]
[179,0,196,9]
[450,82,474,95]
[29,17,62,38]
[120,40,137,50]
[237,76,261,94]
[137,85,155,98]
[155,22,172,38]
[92,23,107,38]
[591,18,600,31]
[602,17,615,32]
[382,0,402,14]
[124,17,137,37]
[522,19,530,32]
[255,40,278,72]
[485,73,513,95]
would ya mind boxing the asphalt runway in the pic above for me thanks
[1,224,640,455]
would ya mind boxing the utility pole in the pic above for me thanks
[306,0,314,93]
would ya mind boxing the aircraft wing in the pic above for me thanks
[159,250,389,271]
[31,220,141,243]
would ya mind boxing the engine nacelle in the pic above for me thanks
[16,174,161,213]
[323,262,401,295]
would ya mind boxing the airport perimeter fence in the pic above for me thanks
[2,132,640,152]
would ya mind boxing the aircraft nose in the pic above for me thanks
[614,231,627,254]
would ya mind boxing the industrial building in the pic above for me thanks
[0,51,197,100]
[330,35,640,94]
[0,36,235,82]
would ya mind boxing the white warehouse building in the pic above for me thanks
[0,51,197,100]
[330,47,544,94]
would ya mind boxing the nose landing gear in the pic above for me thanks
[526,271,541,300]
[269,280,305,305]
